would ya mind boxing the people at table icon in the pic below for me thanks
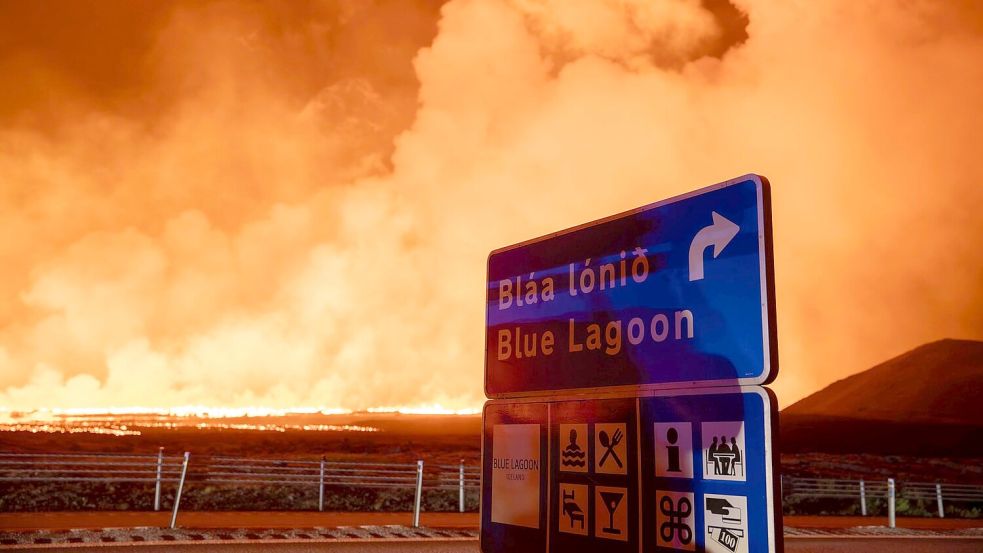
[707,434,743,476]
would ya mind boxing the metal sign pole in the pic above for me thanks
[319,456,326,512]
[459,459,465,513]
[413,460,424,528]
[859,479,867,516]
[887,478,896,528]
[154,447,164,512]
[169,452,190,529]
[936,483,944,518]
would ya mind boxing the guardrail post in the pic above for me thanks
[154,447,164,511]
[459,459,465,513]
[413,460,424,528]
[887,478,895,528]
[169,452,190,529]
[318,456,326,512]
[935,482,944,518]
[859,479,867,516]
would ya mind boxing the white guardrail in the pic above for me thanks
[3,451,981,530]
[0,450,480,529]
[781,475,983,528]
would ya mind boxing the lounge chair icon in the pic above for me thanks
[562,489,585,529]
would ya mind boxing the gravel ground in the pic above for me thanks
[2,525,982,548]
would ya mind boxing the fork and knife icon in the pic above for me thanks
[598,428,624,468]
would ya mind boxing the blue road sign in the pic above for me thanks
[485,174,777,397]
[481,387,781,553]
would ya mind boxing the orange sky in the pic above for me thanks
[0,0,981,413]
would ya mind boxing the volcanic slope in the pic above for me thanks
[780,339,983,455]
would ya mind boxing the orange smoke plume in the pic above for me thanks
[0,0,981,412]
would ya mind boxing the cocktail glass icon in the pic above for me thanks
[599,490,624,534]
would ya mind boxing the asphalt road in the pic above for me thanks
[23,538,983,553]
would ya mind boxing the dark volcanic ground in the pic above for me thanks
[2,413,981,483]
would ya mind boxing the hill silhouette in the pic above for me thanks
[780,339,983,456]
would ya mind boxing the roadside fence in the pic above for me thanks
[0,450,479,529]
[781,476,983,528]
[0,449,189,527]
[4,451,982,530]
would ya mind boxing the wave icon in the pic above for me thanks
[562,448,586,467]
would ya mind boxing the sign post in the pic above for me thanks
[480,174,782,553]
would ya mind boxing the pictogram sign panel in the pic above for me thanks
[480,387,781,553]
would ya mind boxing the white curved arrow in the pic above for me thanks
[688,211,740,281]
